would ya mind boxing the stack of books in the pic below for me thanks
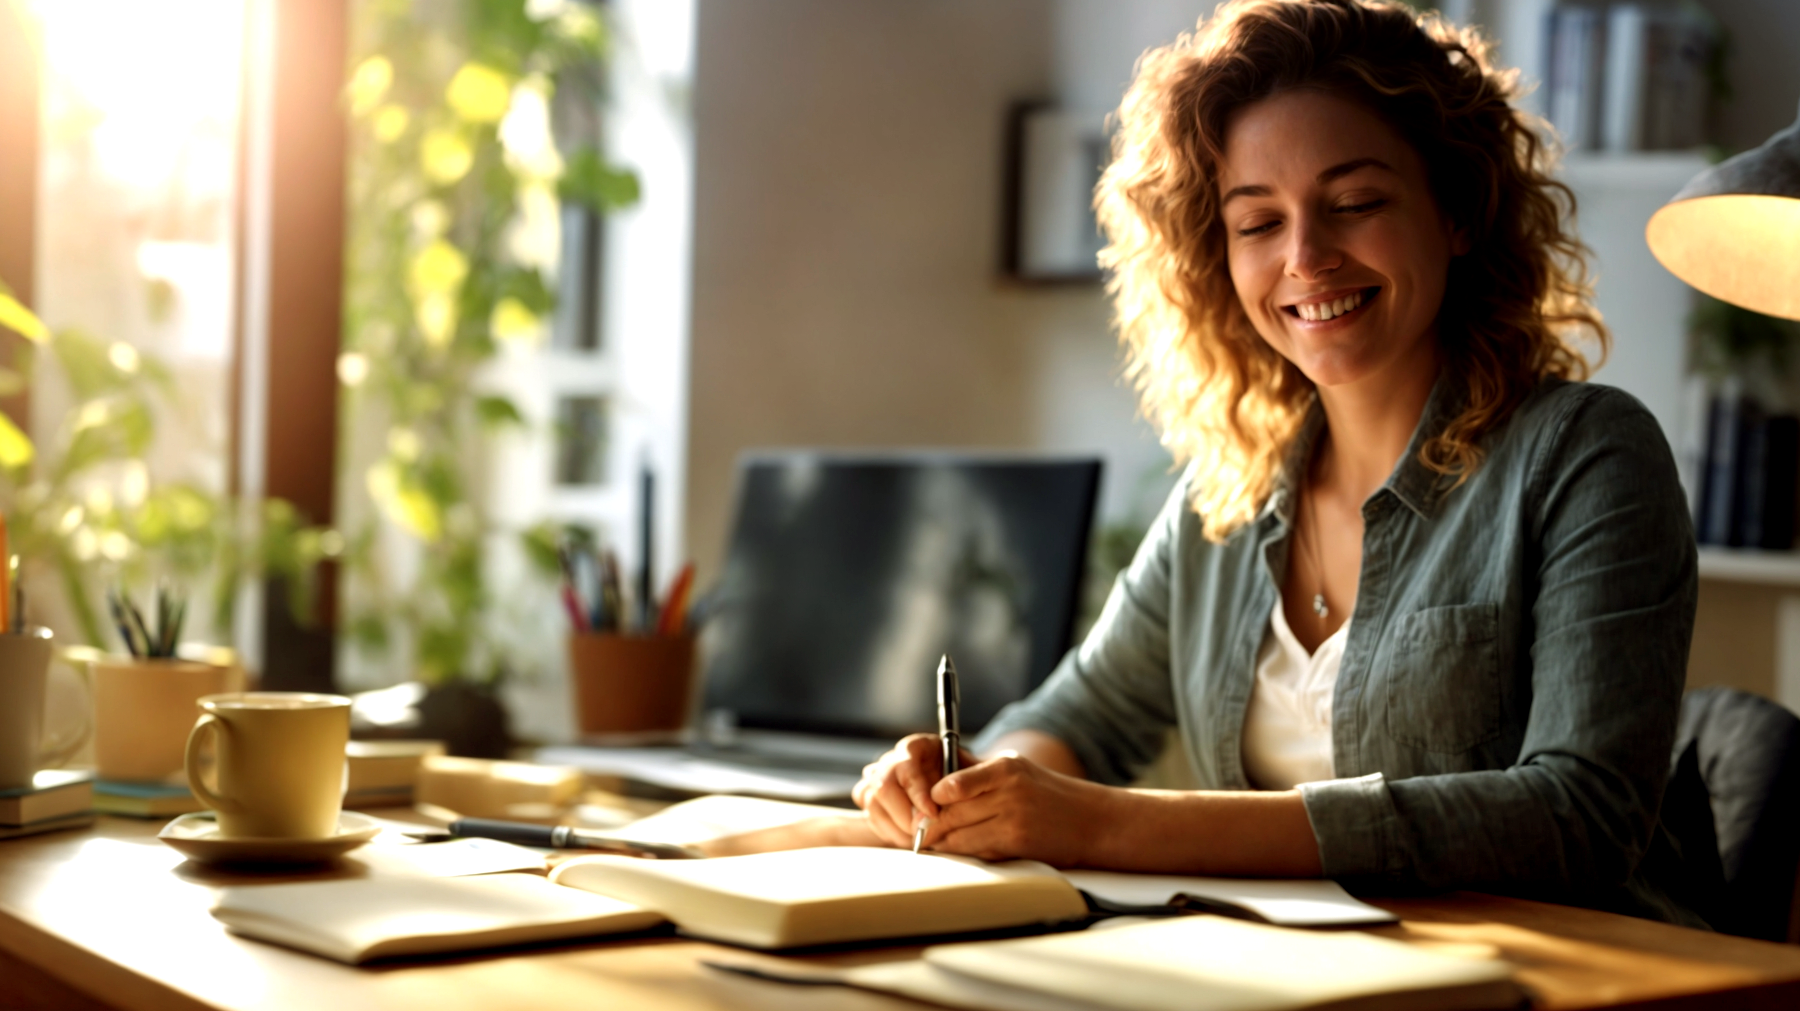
[1544,2,1715,153]
[1,770,96,839]
[345,739,445,808]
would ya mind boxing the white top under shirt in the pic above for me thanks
[1240,598,1348,791]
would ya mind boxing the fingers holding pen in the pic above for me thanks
[854,733,947,847]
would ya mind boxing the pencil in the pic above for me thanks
[0,513,10,633]
[656,564,695,637]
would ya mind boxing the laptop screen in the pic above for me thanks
[700,453,1102,740]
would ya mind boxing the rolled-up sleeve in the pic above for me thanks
[974,475,1189,785]
[1304,388,1696,899]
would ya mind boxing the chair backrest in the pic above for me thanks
[1675,687,1800,942]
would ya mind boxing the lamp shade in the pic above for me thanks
[1646,99,1800,321]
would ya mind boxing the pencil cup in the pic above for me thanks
[93,657,244,783]
[568,633,695,741]
[0,629,87,790]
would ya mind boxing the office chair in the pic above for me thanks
[1670,686,1800,942]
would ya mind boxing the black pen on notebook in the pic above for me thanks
[914,654,961,854]
[426,818,702,860]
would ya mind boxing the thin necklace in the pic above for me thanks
[1304,489,1329,620]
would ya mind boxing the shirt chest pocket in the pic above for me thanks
[1383,603,1502,754]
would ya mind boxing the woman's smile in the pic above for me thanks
[1281,285,1380,324]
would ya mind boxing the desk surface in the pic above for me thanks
[3,815,1800,1011]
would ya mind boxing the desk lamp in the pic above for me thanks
[1646,98,1800,321]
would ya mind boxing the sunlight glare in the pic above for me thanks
[32,0,245,190]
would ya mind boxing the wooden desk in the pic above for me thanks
[3,815,1800,1011]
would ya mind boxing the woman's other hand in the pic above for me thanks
[853,733,977,848]
[918,753,1114,866]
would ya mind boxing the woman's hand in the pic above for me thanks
[919,753,1120,867]
[853,733,976,848]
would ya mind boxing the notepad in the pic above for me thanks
[721,915,1522,1011]
[549,847,1090,948]
[213,875,663,964]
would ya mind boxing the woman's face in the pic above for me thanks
[1218,89,1465,391]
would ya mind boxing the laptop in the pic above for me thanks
[540,451,1102,802]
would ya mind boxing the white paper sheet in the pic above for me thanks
[1061,870,1396,927]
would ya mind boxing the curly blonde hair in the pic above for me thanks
[1097,0,1605,541]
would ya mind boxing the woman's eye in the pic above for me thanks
[1236,219,1279,237]
[1337,198,1388,215]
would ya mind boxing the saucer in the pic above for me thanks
[159,811,381,865]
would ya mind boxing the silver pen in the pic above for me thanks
[938,654,961,778]
[914,654,961,854]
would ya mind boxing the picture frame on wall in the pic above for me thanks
[1003,104,1110,283]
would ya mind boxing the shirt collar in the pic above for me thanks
[1261,370,1463,527]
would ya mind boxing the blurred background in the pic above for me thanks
[1,0,1798,746]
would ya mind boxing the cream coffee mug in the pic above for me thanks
[0,629,88,789]
[184,693,352,839]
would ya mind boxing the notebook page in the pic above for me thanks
[924,916,1516,1011]
[1061,870,1396,926]
[607,794,851,845]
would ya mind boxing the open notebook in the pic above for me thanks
[612,795,1395,927]
[212,796,1392,963]
[213,848,1087,962]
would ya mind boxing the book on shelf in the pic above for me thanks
[1539,1,1714,154]
[1546,3,1607,151]
[1601,2,1714,153]
[1694,383,1800,552]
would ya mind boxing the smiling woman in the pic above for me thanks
[852,0,1706,931]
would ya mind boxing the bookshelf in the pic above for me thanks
[1696,547,1800,587]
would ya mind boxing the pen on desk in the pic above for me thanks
[439,818,702,859]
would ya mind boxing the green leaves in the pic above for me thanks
[0,291,48,343]
[560,148,640,211]
[475,395,526,428]
[0,412,32,470]
[341,0,640,685]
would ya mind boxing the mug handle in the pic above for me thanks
[185,714,239,814]
[37,658,92,770]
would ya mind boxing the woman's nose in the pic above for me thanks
[1284,215,1342,280]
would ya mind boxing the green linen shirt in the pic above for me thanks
[977,375,1701,924]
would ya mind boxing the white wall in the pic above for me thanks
[687,0,1052,580]
[685,1,1214,582]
